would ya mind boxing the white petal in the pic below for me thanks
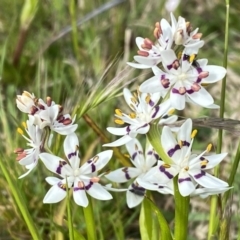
[87,183,112,200]
[45,176,62,185]
[126,185,145,208]
[127,62,150,69]
[105,167,141,183]
[191,187,231,198]
[204,153,228,169]
[140,75,166,94]
[53,124,78,135]
[178,172,196,196]
[73,188,88,207]
[103,135,134,147]
[18,162,37,179]
[201,66,226,83]
[106,126,129,136]
[43,185,66,204]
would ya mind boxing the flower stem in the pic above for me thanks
[208,1,229,239]
[0,156,41,240]
[174,176,190,240]
[147,124,172,164]
[66,179,74,240]
[83,196,97,240]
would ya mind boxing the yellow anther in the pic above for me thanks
[201,83,209,87]
[130,103,136,110]
[201,160,209,167]
[184,166,189,171]
[60,183,67,189]
[131,97,137,104]
[114,119,125,125]
[129,112,136,119]
[93,155,99,163]
[124,154,130,158]
[133,92,138,98]
[162,163,171,168]
[168,108,175,115]
[145,94,151,104]
[137,87,141,95]
[21,122,27,129]
[206,143,212,152]
[179,140,183,148]
[115,109,123,116]
[177,51,182,59]
[189,54,196,63]
[17,128,23,135]
[191,129,198,138]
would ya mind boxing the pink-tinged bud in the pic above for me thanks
[191,83,201,92]
[91,177,100,183]
[46,97,52,107]
[78,181,84,188]
[154,22,162,39]
[63,118,72,125]
[14,148,24,154]
[199,71,209,79]
[141,38,153,50]
[137,50,149,57]
[179,87,186,94]
[16,152,27,161]
[192,33,202,39]
[172,60,180,70]
[161,79,170,88]
[30,106,38,115]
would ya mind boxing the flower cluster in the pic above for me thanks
[102,13,229,207]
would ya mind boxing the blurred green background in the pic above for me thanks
[0,0,240,239]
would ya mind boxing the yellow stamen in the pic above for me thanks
[145,94,151,104]
[133,92,138,98]
[115,109,123,116]
[201,83,209,87]
[189,54,196,63]
[17,128,23,135]
[129,112,136,119]
[206,143,212,152]
[201,160,209,167]
[114,119,124,125]
[124,154,130,158]
[191,129,198,138]
[168,108,175,115]
[179,140,183,148]
[162,163,171,168]
[131,97,137,104]
[184,166,189,171]
[93,155,99,163]
[177,51,182,59]
[21,122,27,129]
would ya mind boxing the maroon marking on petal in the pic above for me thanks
[68,151,77,159]
[167,144,181,157]
[149,99,154,107]
[183,54,188,61]
[194,170,206,179]
[151,105,160,118]
[159,165,174,179]
[132,152,137,160]
[186,89,194,94]
[161,74,166,80]
[136,123,149,131]
[56,161,67,174]
[87,160,96,172]
[84,181,94,190]
[178,177,191,183]
[181,140,190,147]
[57,182,67,191]
[200,157,205,160]
[129,183,145,196]
[126,126,131,134]
[196,67,202,74]
[122,168,131,180]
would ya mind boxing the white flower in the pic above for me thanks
[40,133,113,207]
[148,119,229,196]
[140,48,226,110]
[127,13,204,69]
[191,187,231,198]
[105,139,170,208]
[15,120,43,178]
[103,88,173,147]
[16,91,37,114]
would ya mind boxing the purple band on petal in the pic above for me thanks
[129,183,145,196]
[149,99,154,107]
[186,89,194,94]
[178,177,191,183]
[161,75,166,80]
[167,144,180,157]
[122,168,131,180]
[200,157,204,160]
[84,181,94,190]
[68,151,77,160]
[56,161,67,174]
[181,140,190,147]
[194,170,206,179]
[151,105,160,118]
[159,165,174,179]
[126,125,131,134]
[182,54,188,61]
[137,123,148,131]
[196,77,201,83]
[196,67,202,74]
[87,160,96,172]
[132,152,137,160]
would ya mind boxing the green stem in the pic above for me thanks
[223,140,240,205]
[83,196,97,240]
[145,197,173,240]
[66,179,74,240]
[174,176,190,240]
[147,124,172,164]
[0,156,41,240]
[208,1,229,239]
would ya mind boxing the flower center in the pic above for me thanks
[178,73,187,82]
